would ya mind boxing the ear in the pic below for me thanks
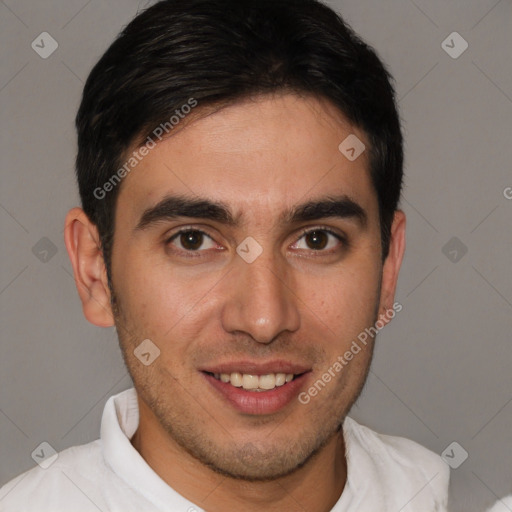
[378,210,406,324]
[64,207,114,327]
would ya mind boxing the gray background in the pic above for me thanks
[0,1,511,511]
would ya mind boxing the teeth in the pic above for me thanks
[275,373,286,386]
[259,374,276,390]
[242,374,259,390]
[214,372,296,391]
[230,372,243,387]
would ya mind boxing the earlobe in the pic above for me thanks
[378,210,406,323]
[64,207,115,327]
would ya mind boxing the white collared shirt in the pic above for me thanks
[0,388,449,511]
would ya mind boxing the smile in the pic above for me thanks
[208,372,297,391]
[201,366,311,415]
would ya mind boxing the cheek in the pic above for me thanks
[300,261,381,341]
[111,251,174,333]
[112,250,220,343]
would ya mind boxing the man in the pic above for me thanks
[0,0,450,510]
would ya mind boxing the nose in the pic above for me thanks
[220,251,301,344]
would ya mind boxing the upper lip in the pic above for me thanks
[199,360,311,376]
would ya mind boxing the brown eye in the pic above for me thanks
[168,229,217,252]
[291,228,344,252]
[305,230,329,250]
[179,231,204,250]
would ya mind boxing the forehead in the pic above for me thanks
[117,93,377,225]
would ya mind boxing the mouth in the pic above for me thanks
[205,371,299,391]
[200,363,311,415]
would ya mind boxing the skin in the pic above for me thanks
[65,93,406,512]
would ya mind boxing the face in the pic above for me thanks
[106,94,395,480]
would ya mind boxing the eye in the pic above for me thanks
[291,228,344,252]
[167,229,218,252]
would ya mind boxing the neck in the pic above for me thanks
[131,396,347,512]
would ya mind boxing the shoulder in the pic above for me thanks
[486,496,512,512]
[344,416,449,476]
[343,416,450,510]
[0,440,116,511]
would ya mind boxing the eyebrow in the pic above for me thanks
[284,195,367,227]
[135,194,367,232]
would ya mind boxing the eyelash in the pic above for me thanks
[295,226,348,252]
[166,228,221,258]
[165,226,347,258]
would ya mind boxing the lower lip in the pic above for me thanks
[203,372,309,415]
